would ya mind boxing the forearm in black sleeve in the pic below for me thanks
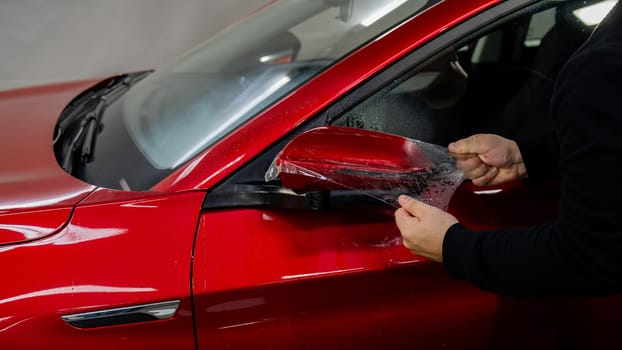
[515,129,559,182]
[442,44,622,298]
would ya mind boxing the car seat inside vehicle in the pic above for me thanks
[471,0,594,140]
[331,0,598,148]
[332,47,468,145]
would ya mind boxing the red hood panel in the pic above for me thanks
[0,80,101,244]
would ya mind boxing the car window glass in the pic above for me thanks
[78,0,440,191]
[123,0,437,170]
[524,7,556,47]
[330,0,610,147]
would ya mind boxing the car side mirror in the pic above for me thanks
[266,126,463,209]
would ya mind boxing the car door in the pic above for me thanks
[191,0,622,349]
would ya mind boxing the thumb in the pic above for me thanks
[398,195,428,217]
[449,134,489,155]
[394,207,418,232]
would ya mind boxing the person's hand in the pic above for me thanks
[448,134,527,187]
[394,195,458,262]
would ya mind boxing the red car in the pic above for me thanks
[2,0,622,348]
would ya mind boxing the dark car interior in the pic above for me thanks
[331,0,596,147]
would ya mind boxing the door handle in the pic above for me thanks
[61,300,180,329]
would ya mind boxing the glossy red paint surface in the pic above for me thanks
[0,189,204,349]
[153,0,501,192]
[193,178,622,349]
[274,126,432,190]
[5,0,622,349]
[193,177,622,349]
[0,80,101,244]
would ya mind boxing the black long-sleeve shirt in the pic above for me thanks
[442,3,622,297]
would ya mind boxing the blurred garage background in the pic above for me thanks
[0,0,268,91]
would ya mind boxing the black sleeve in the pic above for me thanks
[515,129,559,182]
[442,44,622,297]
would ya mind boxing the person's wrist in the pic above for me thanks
[510,140,528,179]
[516,162,528,179]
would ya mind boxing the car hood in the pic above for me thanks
[0,80,101,245]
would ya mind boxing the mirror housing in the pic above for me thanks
[267,126,435,191]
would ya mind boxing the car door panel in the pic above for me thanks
[193,180,561,349]
[194,179,622,349]
[0,190,204,349]
[193,206,502,349]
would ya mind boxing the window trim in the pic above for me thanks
[322,0,543,124]
[202,0,547,209]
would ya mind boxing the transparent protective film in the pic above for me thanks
[265,127,465,210]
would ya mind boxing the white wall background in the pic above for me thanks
[0,0,268,91]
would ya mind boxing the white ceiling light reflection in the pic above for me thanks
[0,317,32,333]
[0,224,54,240]
[197,155,245,188]
[574,0,617,25]
[0,285,155,306]
[0,188,92,210]
[206,298,266,313]
[281,267,365,280]
[53,226,127,245]
[361,0,408,27]
[473,189,503,195]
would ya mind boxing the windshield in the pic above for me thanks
[80,0,438,190]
